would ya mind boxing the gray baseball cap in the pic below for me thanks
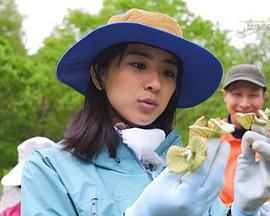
[223,64,266,89]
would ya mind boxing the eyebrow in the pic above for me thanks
[125,50,178,67]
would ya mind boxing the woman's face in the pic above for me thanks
[96,43,178,126]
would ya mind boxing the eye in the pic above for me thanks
[130,62,146,69]
[163,70,176,79]
[232,92,241,96]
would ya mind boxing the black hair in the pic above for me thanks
[63,43,182,161]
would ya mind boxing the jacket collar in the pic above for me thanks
[155,128,182,155]
[90,128,182,173]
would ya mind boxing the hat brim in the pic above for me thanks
[223,77,266,89]
[1,161,24,186]
[57,22,222,108]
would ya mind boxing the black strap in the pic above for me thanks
[227,205,232,216]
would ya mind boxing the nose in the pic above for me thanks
[238,96,251,110]
[143,70,161,92]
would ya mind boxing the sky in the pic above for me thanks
[15,0,270,54]
[16,0,103,54]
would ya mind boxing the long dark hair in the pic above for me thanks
[63,43,182,161]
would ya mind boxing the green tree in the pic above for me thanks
[0,36,33,178]
[0,0,25,54]
[0,0,33,177]
[26,28,82,140]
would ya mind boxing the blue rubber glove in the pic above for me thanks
[125,138,230,216]
[232,129,270,216]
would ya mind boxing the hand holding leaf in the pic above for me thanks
[235,108,270,130]
[167,116,234,174]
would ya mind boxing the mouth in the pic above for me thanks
[138,98,159,106]
[137,98,159,111]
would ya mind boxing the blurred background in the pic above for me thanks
[0,0,269,195]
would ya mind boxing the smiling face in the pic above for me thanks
[222,80,266,127]
[92,43,178,126]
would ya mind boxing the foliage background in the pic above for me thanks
[0,0,269,193]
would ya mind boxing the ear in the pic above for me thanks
[263,91,267,100]
[90,66,102,90]
[221,88,226,97]
[221,88,228,103]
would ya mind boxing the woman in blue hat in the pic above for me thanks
[21,8,270,216]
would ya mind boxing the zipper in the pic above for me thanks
[121,130,180,181]
[91,197,97,216]
[124,144,153,181]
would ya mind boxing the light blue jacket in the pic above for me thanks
[21,129,228,216]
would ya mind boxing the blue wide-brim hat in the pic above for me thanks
[57,8,222,108]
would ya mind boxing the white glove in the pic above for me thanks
[125,139,230,216]
[260,202,270,216]
[232,130,270,215]
[251,124,270,138]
